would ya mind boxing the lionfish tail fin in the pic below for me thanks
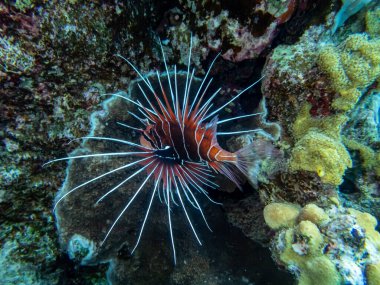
[235,139,279,187]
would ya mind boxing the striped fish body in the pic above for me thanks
[139,116,237,165]
[46,36,273,265]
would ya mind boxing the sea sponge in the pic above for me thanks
[263,203,300,230]
[289,130,352,185]
[319,34,380,111]
[297,204,329,226]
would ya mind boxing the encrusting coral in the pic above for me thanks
[366,262,380,285]
[264,202,380,285]
[289,104,352,185]
[263,203,300,230]
[289,130,352,185]
[262,5,380,188]
[365,7,380,36]
[257,4,380,284]
[318,33,380,111]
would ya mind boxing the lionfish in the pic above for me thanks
[46,37,265,264]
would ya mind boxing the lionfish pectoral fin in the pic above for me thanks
[206,116,218,128]
[207,116,220,146]
[235,139,280,188]
[206,116,219,140]
[208,160,244,190]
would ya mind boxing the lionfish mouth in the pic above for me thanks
[45,36,263,264]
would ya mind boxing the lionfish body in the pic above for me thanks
[138,97,245,187]
[47,37,265,264]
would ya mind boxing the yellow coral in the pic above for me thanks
[297,221,323,254]
[366,8,380,37]
[279,221,341,285]
[318,34,380,111]
[279,221,323,263]
[292,104,347,140]
[366,262,380,285]
[267,205,379,285]
[289,130,352,185]
[343,136,376,170]
[263,203,300,230]
[348,208,380,250]
[376,152,380,177]
[298,204,329,226]
[299,256,341,285]
[319,44,350,91]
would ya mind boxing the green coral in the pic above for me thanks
[366,7,380,36]
[318,33,380,111]
[0,36,35,74]
[13,0,36,11]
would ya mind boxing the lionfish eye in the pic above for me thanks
[154,145,179,161]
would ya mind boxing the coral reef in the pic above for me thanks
[1,0,379,284]
[265,202,380,285]
[0,35,35,74]
[318,33,380,111]
[158,0,322,65]
[263,202,300,230]
[339,88,380,218]
[257,2,380,283]
[289,130,352,185]
[366,7,380,36]
[261,1,379,188]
